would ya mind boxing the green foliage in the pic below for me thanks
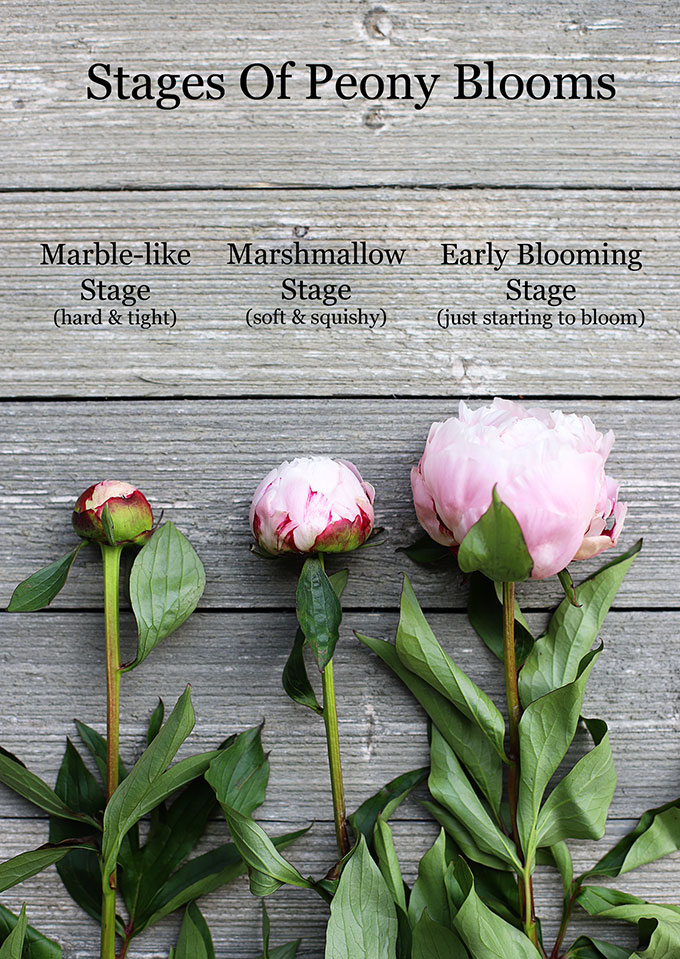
[585,798,680,879]
[127,522,206,670]
[173,903,215,959]
[457,489,534,583]
[349,766,427,854]
[467,573,534,666]
[325,837,397,959]
[296,556,342,670]
[0,905,61,959]
[0,905,27,959]
[7,546,83,612]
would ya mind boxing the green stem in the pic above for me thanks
[322,658,350,861]
[503,581,542,954]
[100,543,123,959]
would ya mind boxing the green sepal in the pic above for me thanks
[458,488,533,583]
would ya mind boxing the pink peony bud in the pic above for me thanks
[411,399,627,580]
[72,480,154,545]
[250,457,375,555]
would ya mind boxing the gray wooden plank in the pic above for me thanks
[0,2,678,188]
[1,611,678,823]
[1,399,677,607]
[1,608,679,953]
[1,190,677,396]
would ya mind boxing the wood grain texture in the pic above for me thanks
[1,610,679,956]
[1,399,677,608]
[1,190,677,397]
[0,1,678,188]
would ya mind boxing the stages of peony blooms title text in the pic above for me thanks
[85,61,617,111]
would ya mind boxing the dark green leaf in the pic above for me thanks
[253,943,301,959]
[408,830,451,927]
[517,649,600,861]
[397,534,454,566]
[429,728,521,871]
[127,523,206,670]
[0,750,97,828]
[394,577,506,762]
[457,489,533,583]
[357,633,502,813]
[585,797,680,880]
[75,721,127,786]
[451,860,542,959]
[373,818,406,913]
[173,902,215,959]
[558,568,580,607]
[0,904,62,959]
[218,805,312,895]
[411,912,468,959]
[325,836,397,959]
[568,937,633,959]
[205,725,269,818]
[101,687,197,878]
[328,569,349,599]
[282,630,322,714]
[0,845,81,893]
[0,904,26,959]
[49,739,104,924]
[420,800,510,872]
[519,541,640,706]
[349,765,427,853]
[296,556,342,671]
[135,827,309,934]
[468,573,534,666]
[7,546,83,612]
[147,700,165,746]
[536,719,616,847]
[577,887,680,958]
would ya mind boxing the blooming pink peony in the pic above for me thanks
[411,399,627,580]
[73,480,154,545]
[250,457,375,555]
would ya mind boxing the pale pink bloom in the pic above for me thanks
[250,457,375,555]
[411,399,626,580]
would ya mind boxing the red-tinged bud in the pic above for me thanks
[72,480,154,546]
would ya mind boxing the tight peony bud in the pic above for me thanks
[411,399,627,580]
[250,457,375,555]
[72,480,154,545]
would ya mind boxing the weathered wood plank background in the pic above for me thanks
[1,1,678,957]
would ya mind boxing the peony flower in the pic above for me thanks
[250,457,375,555]
[411,399,627,580]
[72,480,154,545]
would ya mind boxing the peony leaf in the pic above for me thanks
[567,937,633,959]
[397,534,454,566]
[421,799,511,872]
[173,902,214,959]
[282,629,323,714]
[468,573,534,666]
[0,904,61,959]
[205,725,269,818]
[408,829,451,927]
[296,556,342,671]
[0,844,86,894]
[394,577,507,764]
[519,541,641,707]
[450,860,542,959]
[101,687,202,878]
[0,904,27,959]
[349,764,427,854]
[585,797,680,880]
[357,632,503,814]
[576,887,680,959]
[457,488,533,583]
[429,728,522,871]
[517,649,600,860]
[325,837,397,959]
[373,818,407,914]
[127,523,206,670]
[536,719,616,848]
[0,748,98,828]
[411,912,467,959]
[7,545,83,612]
